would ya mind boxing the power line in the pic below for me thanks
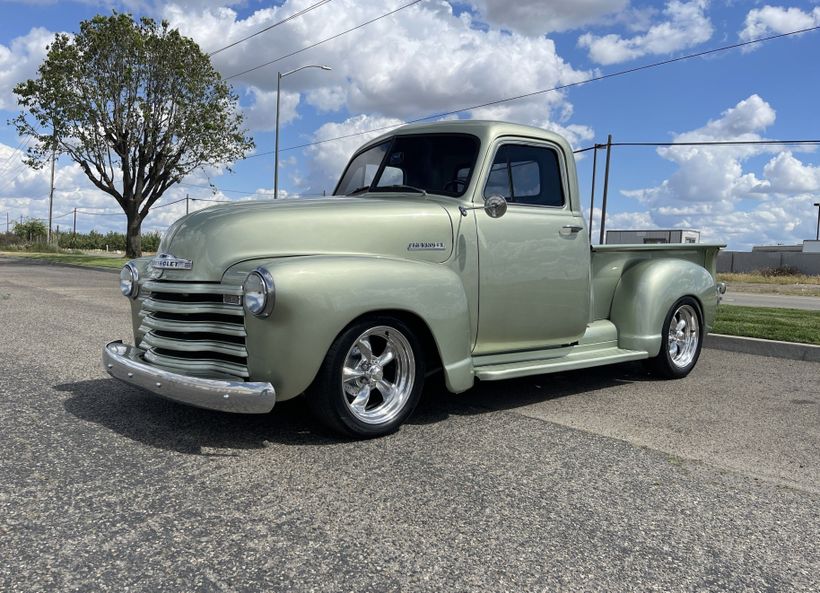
[150,197,187,209]
[225,0,423,80]
[573,139,820,153]
[242,23,820,159]
[209,0,334,57]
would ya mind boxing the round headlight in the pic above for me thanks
[120,263,139,298]
[242,268,274,317]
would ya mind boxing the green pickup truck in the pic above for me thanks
[104,120,724,437]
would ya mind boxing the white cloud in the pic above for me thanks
[0,27,55,110]
[739,5,820,43]
[467,0,628,36]
[241,86,300,132]
[761,151,820,193]
[162,0,592,128]
[614,95,820,250]
[578,0,713,65]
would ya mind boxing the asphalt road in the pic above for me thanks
[1,257,818,593]
[722,291,820,311]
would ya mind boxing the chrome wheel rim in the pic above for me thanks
[668,304,699,369]
[341,326,415,425]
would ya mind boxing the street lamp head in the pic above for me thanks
[319,65,332,71]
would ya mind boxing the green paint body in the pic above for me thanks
[124,121,723,401]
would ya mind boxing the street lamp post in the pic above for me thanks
[814,202,820,241]
[275,64,332,199]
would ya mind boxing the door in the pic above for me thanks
[474,140,590,354]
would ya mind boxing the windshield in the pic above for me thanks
[334,133,480,197]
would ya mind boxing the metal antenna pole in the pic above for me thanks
[599,134,613,245]
[588,145,599,234]
[73,208,77,236]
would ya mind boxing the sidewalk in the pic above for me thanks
[721,292,820,311]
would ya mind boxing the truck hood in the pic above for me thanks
[154,195,455,282]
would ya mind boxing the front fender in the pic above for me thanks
[610,259,717,356]
[225,256,474,400]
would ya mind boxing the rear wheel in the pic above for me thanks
[646,297,703,379]
[306,316,425,438]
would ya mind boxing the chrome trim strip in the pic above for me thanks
[103,341,274,414]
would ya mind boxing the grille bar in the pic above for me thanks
[141,332,248,358]
[140,315,247,337]
[143,349,250,379]
[143,281,243,296]
[142,298,244,317]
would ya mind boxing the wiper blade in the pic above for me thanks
[376,185,427,195]
[347,186,371,195]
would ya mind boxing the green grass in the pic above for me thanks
[0,251,125,269]
[717,272,820,285]
[714,305,820,345]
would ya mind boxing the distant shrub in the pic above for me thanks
[58,230,161,252]
[759,265,801,277]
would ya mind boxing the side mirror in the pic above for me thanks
[483,195,507,218]
[458,195,508,218]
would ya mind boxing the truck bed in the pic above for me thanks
[590,243,724,321]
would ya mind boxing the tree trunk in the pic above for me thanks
[125,211,142,258]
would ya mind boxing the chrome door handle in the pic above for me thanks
[560,224,583,236]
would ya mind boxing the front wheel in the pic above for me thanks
[646,297,703,379]
[306,316,425,438]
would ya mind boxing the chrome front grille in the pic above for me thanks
[138,280,248,379]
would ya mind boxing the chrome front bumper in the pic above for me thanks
[102,341,276,414]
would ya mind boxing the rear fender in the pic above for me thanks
[610,259,717,356]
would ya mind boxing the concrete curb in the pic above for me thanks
[705,333,820,363]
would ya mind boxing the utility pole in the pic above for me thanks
[274,64,332,199]
[6,212,9,234]
[73,208,77,236]
[598,134,613,245]
[814,202,820,241]
[186,194,190,214]
[47,138,56,244]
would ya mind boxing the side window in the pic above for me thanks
[483,144,565,207]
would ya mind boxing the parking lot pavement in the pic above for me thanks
[1,257,818,593]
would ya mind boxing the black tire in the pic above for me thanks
[306,315,425,438]
[646,296,704,379]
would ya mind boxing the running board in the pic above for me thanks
[473,346,648,381]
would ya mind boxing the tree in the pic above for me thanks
[12,13,254,257]
[14,219,47,243]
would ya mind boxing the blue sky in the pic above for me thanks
[1,0,819,249]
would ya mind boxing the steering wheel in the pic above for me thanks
[443,179,467,192]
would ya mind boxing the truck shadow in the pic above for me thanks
[57,362,649,454]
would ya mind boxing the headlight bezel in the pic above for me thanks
[242,267,275,318]
[120,262,140,299]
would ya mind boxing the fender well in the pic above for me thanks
[610,259,717,357]
[231,256,474,400]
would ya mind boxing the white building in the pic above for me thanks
[605,229,700,245]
